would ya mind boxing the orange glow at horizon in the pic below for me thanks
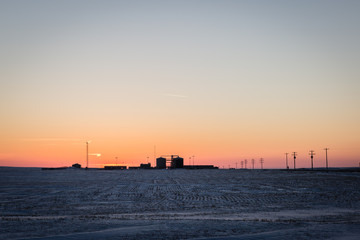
[1,135,359,169]
[1,1,360,169]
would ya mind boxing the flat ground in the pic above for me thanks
[0,168,359,239]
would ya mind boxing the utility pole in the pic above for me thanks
[292,152,297,169]
[241,161,244,169]
[236,162,238,169]
[251,159,255,169]
[260,158,264,169]
[285,153,289,169]
[244,159,247,169]
[86,141,89,169]
[309,150,315,170]
[324,148,329,169]
[115,156,118,166]
[192,155,195,166]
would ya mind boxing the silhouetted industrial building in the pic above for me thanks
[156,157,167,169]
[156,155,183,169]
[170,156,183,168]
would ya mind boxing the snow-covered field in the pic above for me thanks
[1,167,359,239]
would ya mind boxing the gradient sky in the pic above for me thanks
[1,0,359,168]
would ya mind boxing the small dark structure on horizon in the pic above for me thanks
[42,167,68,170]
[104,166,127,170]
[129,166,140,170]
[183,165,218,169]
[140,163,152,169]
[129,163,153,169]
[72,163,81,168]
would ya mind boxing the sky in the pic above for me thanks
[1,0,359,168]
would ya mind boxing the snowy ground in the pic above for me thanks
[0,167,359,239]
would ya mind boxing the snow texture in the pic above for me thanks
[0,168,359,239]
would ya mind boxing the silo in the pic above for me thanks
[171,156,184,168]
[156,157,166,169]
